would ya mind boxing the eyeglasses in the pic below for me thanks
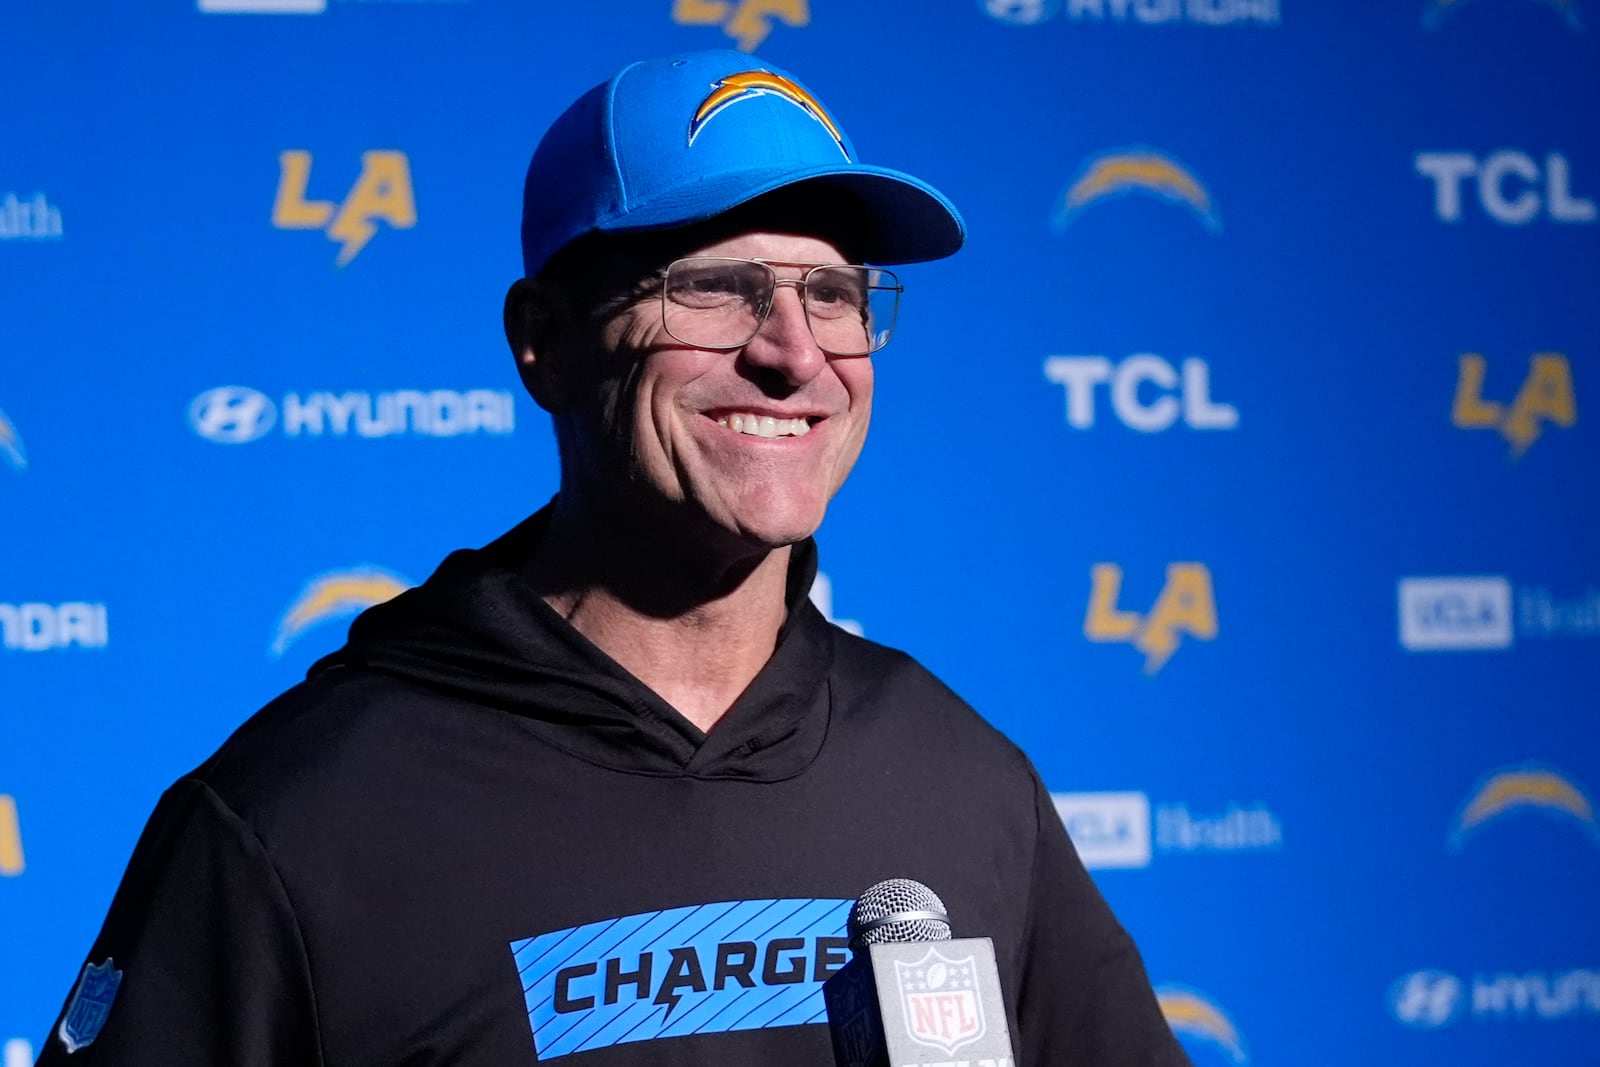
[659,258,902,357]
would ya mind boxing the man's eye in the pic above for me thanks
[807,284,866,317]
[670,268,752,306]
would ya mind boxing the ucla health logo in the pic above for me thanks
[1054,792,1283,870]
[807,572,862,636]
[0,192,63,240]
[1416,151,1595,225]
[189,386,515,442]
[273,150,415,266]
[671,0,809,52]
[1054,792,1152,868]
[1452,352,1577,457]
[1422,0,1583,29]
[1084,563,1217,673]
[513,897,849,1059]
[1397,576,1513,651]
[1448,763,1600,851]
[1044,355,1237,431]
[1399,575,1600,650]
[271,566,410,657]
[0,407,27,471]
[981,0,1279,26]
[1054,148,1221,233]
[1156,986,1249,1063]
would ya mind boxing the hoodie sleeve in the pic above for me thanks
[36,778,322,1066]
[1015,772,1192,1067]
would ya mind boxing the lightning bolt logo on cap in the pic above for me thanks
[0,407,27,472]
[1448,763,1600,850]
[688,70,847,156]
[1054,148,1221,233]
[1157,986,1248,1063]
[270,566,411,657]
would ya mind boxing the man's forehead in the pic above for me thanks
[674,228,851,263]
[633,188,869,265]
[541,187,869,297]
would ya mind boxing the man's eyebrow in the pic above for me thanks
[575,268,665,320]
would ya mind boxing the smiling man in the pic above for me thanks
[505,212,884,729]
[41,51,1187,1066]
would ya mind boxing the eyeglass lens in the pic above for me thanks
[662,259,900,356]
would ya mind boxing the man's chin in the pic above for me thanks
[691,501,828,559]
[718,516,818,555]
[728,494,831,549]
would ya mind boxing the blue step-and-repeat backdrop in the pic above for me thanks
[3,1,1597,1063]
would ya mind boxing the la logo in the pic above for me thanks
[0,794,24,876]
[1085,563,1217,674]
[272,150,416,266]
[671,0,809,51]
[1452,353,1577,457]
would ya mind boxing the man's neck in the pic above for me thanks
[524,494,794,734]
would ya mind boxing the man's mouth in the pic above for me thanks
[713,412,815,438]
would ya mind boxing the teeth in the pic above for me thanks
[717,413,812,438]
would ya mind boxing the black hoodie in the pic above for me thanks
[40,509,1189,1066]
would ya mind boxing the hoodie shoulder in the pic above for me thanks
[824,626,1032,772]
[186,666,478,836]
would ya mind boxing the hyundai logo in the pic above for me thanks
[1390,970,1465,1029]
[0,407,27,471]
[980,0,1060,25]
[189,386,277,444]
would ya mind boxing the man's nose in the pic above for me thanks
[741,282,829,386]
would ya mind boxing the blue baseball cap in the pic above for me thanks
[519,50,965,277]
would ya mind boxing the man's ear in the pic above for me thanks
[504,277,571,412]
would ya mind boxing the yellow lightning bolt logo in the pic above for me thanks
[1449,765,1600,849]
[0,407,27,472]
[1055,149,1221,233]
[1158,987,1248,1063]
[0,795,24,876]
[688,71,847,157]
[671,0,810,52]
[271,567,410,656]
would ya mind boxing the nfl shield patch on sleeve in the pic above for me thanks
[57,958,122,1053]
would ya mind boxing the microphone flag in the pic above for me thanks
[824,938,1015,1067]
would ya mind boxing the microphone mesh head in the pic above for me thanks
[849,878,952,946]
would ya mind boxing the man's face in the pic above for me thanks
[556,229,874,557]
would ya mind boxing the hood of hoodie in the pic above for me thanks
[311,505,835,782]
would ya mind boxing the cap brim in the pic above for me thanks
[593,163,965,265]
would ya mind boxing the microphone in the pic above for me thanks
[824,878,1017,1067]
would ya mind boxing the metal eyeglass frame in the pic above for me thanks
[658,257,903,356]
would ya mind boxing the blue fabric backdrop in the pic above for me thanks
[3,1,1597,1063]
